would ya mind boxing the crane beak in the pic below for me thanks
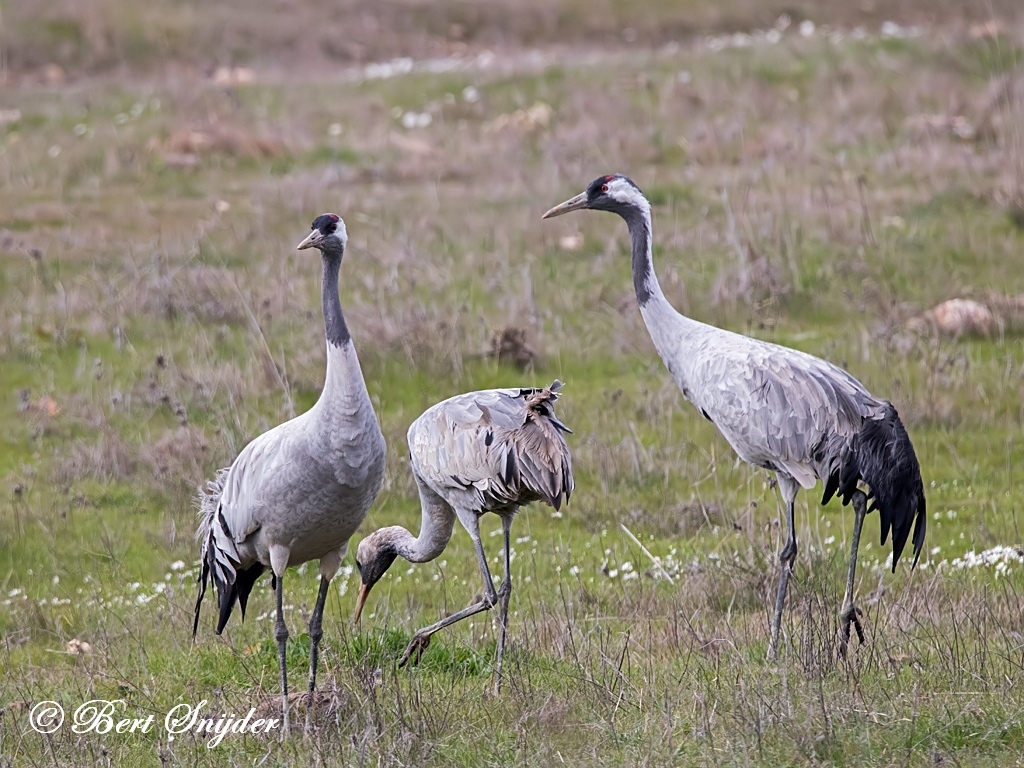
[541,191,588,219]
[353,581,371,625]
[296,230,324,250]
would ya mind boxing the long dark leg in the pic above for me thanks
[273,573,290,735]
[494,514,515,694]
[768,476,800,660]
[839,489,868,657]
[399,514,498,668]
[305,576,331,732]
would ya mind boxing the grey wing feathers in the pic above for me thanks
[692,334,926,569]
[517,381,574,509]
[192,424,298,636]
[410,380,574,513]
[695,339,886,487]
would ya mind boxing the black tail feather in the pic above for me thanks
[822,402,927,572]
[192,558,210,638]
[193,525,223,639]
[216,563,266,634]
[194,506,266,637]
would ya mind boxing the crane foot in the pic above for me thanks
[838,602,865,658]
[399,633,432,668]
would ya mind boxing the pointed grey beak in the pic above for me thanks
[296,230,323,250]
[353,581,371,625]
[542,191,589,219]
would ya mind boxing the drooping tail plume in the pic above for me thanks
[823,403,926,571]
[517,380,574,510]
[193,469,256,636]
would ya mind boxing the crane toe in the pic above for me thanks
[839,602,866,655]
[398,633,432,668]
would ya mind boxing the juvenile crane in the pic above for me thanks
[354,381,573,691]
[194,214,386,731]
[543,175,926,658]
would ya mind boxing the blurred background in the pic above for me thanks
[2,1,1024,764]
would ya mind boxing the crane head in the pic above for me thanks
[541,174,649,219]
[352,532,399,624]
[296,213,349,253]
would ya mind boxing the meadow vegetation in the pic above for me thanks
[1,0,1023,764]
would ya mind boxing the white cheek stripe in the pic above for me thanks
[608,181,649,212]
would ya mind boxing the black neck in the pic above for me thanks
[621,206,656,307]
[321,249,350,348]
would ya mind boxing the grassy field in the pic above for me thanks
[2,1,1024,765]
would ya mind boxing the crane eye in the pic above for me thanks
[601,184,609,193]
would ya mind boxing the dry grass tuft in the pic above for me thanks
[987,292,1024,333]
[52,429,139,486]
[150,125,289,167]
[138,265,248,325]
[488,327,536,370]
[712,241,789,309]
[1009,190,1024,230]
[250,685,351,731]
[143,425,212,498]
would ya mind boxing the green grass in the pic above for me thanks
[2,4,1024,765]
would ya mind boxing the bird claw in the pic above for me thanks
[839,603,865,657]
[398,634,431,668]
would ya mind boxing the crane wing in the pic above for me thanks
[214,417,315,544]
[408,386,573,512]
[690,336,887,487]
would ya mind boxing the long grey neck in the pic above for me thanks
[321,249,350,348]
[620,203,709,382]
[388,486,457,564]
[622,206,667,308]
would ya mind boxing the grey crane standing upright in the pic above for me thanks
[194,213,386,732]
[543,175,926,658]
[353,381,573,691]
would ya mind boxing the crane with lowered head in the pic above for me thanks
[354,381,573,692]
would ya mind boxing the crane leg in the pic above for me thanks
[839,489,868,657]
[273,573,290,737]
[494,514,515,695]
[305,575,331,732]
[768,480,799,660]
[399,514,498,668]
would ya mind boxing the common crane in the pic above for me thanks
[354,381,573,691]
[543,175,926,658]
[194,214,386,731]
